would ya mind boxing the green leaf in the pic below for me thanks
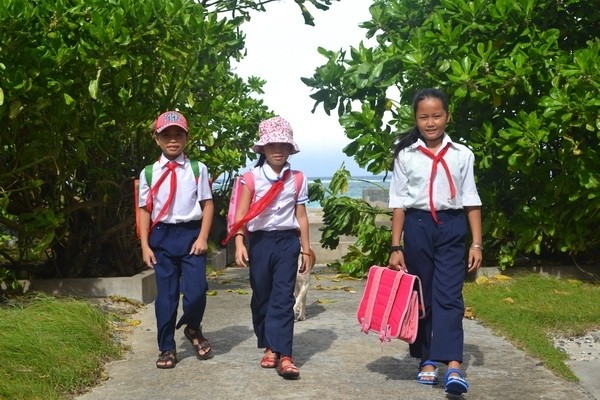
[88,75,100,100]
[63,93,75,105]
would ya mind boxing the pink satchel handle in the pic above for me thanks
[360,267,383,333]
[414,275,426,319]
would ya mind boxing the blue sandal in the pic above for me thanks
[444,368,469,395]
[416,360,438,385]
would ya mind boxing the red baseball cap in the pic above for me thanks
[154,111,188,134]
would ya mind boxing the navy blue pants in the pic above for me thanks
[403,209,467,364]
[149,220,208,352]
[248,230,300,357]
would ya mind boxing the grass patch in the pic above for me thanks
[0,293,122,400]
[464,272,600,381]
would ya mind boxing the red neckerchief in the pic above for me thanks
[417,143,456,223]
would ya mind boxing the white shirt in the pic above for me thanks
[245,162,309,232]
[389,134,482,210]
[138,154,213,223]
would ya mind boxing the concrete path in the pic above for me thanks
[77,265,597,400]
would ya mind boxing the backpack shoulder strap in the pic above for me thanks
[190,160,200,181]
[144,164,153,186]
[291,170,304,200]
[242,171,255,196]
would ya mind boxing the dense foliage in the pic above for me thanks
[304,0,600,273]
[0,0,340,283]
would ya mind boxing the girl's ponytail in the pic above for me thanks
[255,154,266,167]
[393,127,420,159]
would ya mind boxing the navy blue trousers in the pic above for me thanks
[248,230,300,357]
[403,209,467,364]
[149,221,208,352]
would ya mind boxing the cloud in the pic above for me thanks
[235,0,375,177]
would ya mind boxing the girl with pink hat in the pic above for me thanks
[232,116,312,379]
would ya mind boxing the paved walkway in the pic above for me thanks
[77,266,597,400]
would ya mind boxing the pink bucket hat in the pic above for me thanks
[154,111,189,134]
[252,116,300,154]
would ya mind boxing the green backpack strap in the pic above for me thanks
[144,160,200,186]
[144,164,153,186]
[190,160,200,181]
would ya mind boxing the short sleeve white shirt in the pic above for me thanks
[389,134,482,210]
[245,162,308,232]
[138,153,212,223]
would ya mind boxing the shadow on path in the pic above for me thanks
[294,328,337,367]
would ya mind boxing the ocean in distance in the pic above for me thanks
[212,175,390,209]
[307,175,390,209]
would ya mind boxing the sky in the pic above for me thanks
[234,0,375,178]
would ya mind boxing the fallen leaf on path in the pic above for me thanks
[314,284,354,291]
[317,299,337,304]
[332,274,361,280]
[112,325,135,333]
[227,288,249,295]
[108,295,142,306]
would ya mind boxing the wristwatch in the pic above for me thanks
[389,245,403,253]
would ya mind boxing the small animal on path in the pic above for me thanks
[294,248,316,321]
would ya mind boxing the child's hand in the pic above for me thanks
[235,245,249,268]
[388,250,407,272]
[142,245,156,268]
[467,248,483,272]
[299,253,312,274]
[190,237,208,255]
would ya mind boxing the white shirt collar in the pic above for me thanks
[409,133,454,150]
[159,153,186,167]
[260,162,291,182]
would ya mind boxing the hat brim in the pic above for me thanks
[155,122,188,134]
[252,140,300,154]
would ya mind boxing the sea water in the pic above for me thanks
[213,175,391,209]
[307,176,390,209]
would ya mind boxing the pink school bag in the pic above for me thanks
[357,265,425,344]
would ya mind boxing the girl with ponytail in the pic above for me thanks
[388,88,482,396]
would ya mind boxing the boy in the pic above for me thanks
[138,111,214,369]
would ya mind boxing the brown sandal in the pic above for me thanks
[156,350,177,369]
[277,356,300,379]
[260,348,278,368]
[184,326,213,360]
